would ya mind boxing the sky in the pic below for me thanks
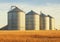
[0,0,60,29]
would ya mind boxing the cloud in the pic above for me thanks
[0,0,60,6]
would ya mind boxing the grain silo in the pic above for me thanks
[40,12,46,30]
[47,15,55,30]
[26,10,40,30]
[45,16,50,30]
[8,6,25,30]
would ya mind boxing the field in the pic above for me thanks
[0,30,60,42]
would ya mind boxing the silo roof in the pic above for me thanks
[40,12,46,16]
[8,6,24,13]
[26,10,39,15]
[47,15,53,18]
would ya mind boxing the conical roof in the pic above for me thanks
[8,6,24,13]
[47,15,53,18]
[26,10,39,15]
[40,11,46,16]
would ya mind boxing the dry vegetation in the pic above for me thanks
[0,30,60,42]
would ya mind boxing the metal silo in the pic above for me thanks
[51,18,55,30]
[45,16,50,30]
[40,12,46,30]
[8,6,25,30]
[47,15,55,30]
[26,10,40,30]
